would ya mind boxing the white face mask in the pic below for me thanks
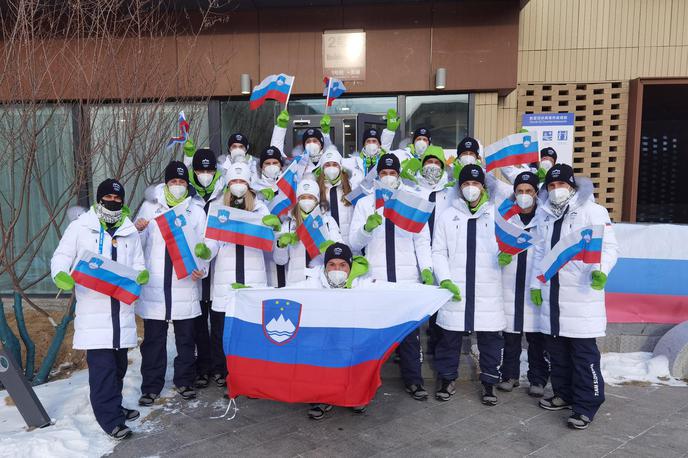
[229,182,248,198]
[461,185,481,203]
[324,166,341,182]
[414,140,428,155]
[549,187,571,205]
[516,193,534,209]
[380,175,399,190]
[299,198,317,213]
[459,155,477,166]
[422,164,442,185]
[168,184,187,200]
[363,143,379,157]
[327,269,348,288]
[230,147,246,162]
[541,159,554,171]
[263,164,281,180]
[196,172,214,188]
[305,143,322,161]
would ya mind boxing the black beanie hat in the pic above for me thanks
[458,164,485,187]
[457,136,479,155]
[227,132,249,151]
[362,128,381,144]
[377,153,400,174]
[192,149,217,172]
[164,161,189,184]
[412,127,431,143]
[513,171,539,192]
[324,242,353,269]
[96,178,125,202]
[302,128,324,147]
[545,163,576,188]
[540,147,557,162]
[259,146,284,167]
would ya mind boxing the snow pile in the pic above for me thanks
[0,329,178,458]
[601,352,687,386]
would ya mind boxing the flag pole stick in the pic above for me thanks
[285,76,295,110]
[325,77,332,115]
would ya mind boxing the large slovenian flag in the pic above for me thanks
[269,152,310,217]
[166,111,190,149]
[155,206,199,280]
[223,286,452,406]
[484,133,539,172]
[295,211,329,259]
[537,225,603,283]
[383,189,435,233]
[205,205,274,252]
[71,251,141,305]
[249,74,295,110]
[323,77,347,106]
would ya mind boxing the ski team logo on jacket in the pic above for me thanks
[262,298,302,345]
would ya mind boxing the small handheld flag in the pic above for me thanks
[166,111,189,149]
[206,205,275,252]
[495,212,533,256]
[383,189,435,233]
[295,211,329,259]
[71,251,141,305]
[375,188,393,209]
[155,206,199,280]
[250,74,295,110]
[269,152,310,217]
[484,133,539,172]
[537,225,604,283]
[323,77,347,107]
[498,198,521,221]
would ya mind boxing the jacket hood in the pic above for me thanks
[538,176,595,216]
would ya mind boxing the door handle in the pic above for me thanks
[293,120,311,126]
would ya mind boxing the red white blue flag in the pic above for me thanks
[205,206,274,252]
[166,111,190,149]
[295,211,329,259]
[250,74,295,110]
[484,133,539,172]
[383,189,434,233]
[269,152,310,217]
[155,205,199,280]
[323,77,347,106]
[71,251,141,305]
[537,225,604,283]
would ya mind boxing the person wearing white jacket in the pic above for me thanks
[51,179,147,440]
[316,146,360,245]
[194,161,272,388]
[494,171,550,397]
[432,164,506,406]
[134,161,207,406]
[218,132,259,183]
[273,177,342,284]
[529,164,618,430]
[349,153,435,401]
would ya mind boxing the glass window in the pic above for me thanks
[220,100,280,158]
[405,94,469,150]
[89,103,209,212]
[0,106,76,293]
[289,97,396,116]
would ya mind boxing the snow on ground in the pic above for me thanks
[0,329,178,458]
[601,352,687,386]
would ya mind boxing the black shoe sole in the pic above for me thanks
[138,398,155,407]
[528,391,545,398]
[123,411,140,422]
[111,429,132,440]
[567,421,590,430]
[539,403,572,411]
[481,399,498,406]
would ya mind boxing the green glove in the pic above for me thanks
[53,271,75,291]
[183,138,195,158]
[260,188,276,201]
[231,282,250,289]
[530,288,543,307]
[278,232,299,248]
[195,242,211,260]
[319,240,335,254]
[364,213,383,233]
[386,109,400,132]
[320,114,331,135]
[262,214,281,232]
[440,279,461,302]
[421,268,434,285]
[136,269,150,286]
[591,270,607,290]
[276,109,290,128]
[346,255,369,288]
[498,252,513,267]
[400,157,421,183]
[536,167,546,183]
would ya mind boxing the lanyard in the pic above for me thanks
[98,225,105,255]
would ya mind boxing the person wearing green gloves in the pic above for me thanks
[50,179,147,440]
[431,165,506,407]
[220,132,258,182]
[528,164,618,430]
[349,153,435,401]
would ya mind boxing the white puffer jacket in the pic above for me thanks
[431,198,506,332]
[272,212,343,284]
[416,173,456,243]
[204,198,270,312]
[135,185,207,321]
[321,181,358,246]
[529,179,619,338]
[50,208,145,350]
[287,266,372,289]
[349,186,433,284]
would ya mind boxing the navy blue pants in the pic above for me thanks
[426,312,441,357]
[545,335,605,419]
[194,300,212,377]
[502,332,550,386]
[209,310,228,377]
[87,348,128,434]
[435,329,504,385]
[140,318,196,394]
[398,327,423,386]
